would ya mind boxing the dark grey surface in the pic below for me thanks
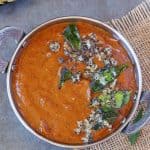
[0,0,142,150]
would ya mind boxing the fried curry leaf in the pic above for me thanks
[98,95,118,124]
[97,90,130,123]
[123,91,131,104]
[98,94,112,112]
[102,108,118,124]
[114,91,131,108]
[98,90,130,109]
[128,108,143,145]
[90,64,128,92]
[90,80,103,93]
[115,64,128,75]
[59,67,72,88]
[92,123,101,130]
[63,24,81,50]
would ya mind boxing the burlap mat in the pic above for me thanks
[88,0,150,149]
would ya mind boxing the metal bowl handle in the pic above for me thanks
[123,91,150,135]
[0,26,24,73]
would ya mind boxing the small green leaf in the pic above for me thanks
[59,67,72,88]
[102,108,118,124]
[123,91,131,105]
[116,64,128,74]
[91,80,103,92]
[98,94,112,112]
[103,71,114,82]
[114,91,124,108]
[133,108,143,123]
[96,90,130,123]
[97,93,118,123]
[128,131,140,145]
[92,123,101,130]
[114,91,131,108]
[98,94,111,102]
[90,64,128,92]
[128,108,143,145]
[63,24,81,50]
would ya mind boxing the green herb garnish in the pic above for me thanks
[59,67,72,88]
[98,91,130,109]
[98,94,112,112]
[102,108,118,124]
[90,64,128,92]
[92,123,102,130]
[63,24,81,50]
[96,90,130,123]
[128,108,143,145]
[114,91,131,108]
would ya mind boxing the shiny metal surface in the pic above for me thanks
[6,16,142,149]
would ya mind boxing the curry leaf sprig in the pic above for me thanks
[99,90,131,109]
[114,91,131,108]
[64,24,81,50]
[90,90,131,124]
[90,64,128,92]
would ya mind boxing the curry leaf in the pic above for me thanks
[128,108,143,145]
[98,94,112,112]
[98,93,118,124]
[123,91,131,105]
[128,132,140,145]
[115,64,128,74]
[114,91,130,108]
[90,80,104,93]
[59,67,72,88]
[102,108,118,124]
[64,24,81,50]
[97,90,130,109]
[96,90,130,123]
[114,92,124,108]
[90,64,128,92]
[92,123,102,130]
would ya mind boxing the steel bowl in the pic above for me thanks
[1,16,149,149]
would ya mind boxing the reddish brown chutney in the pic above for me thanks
[12,22,137,144]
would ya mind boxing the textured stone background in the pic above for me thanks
[0,0,142,150]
